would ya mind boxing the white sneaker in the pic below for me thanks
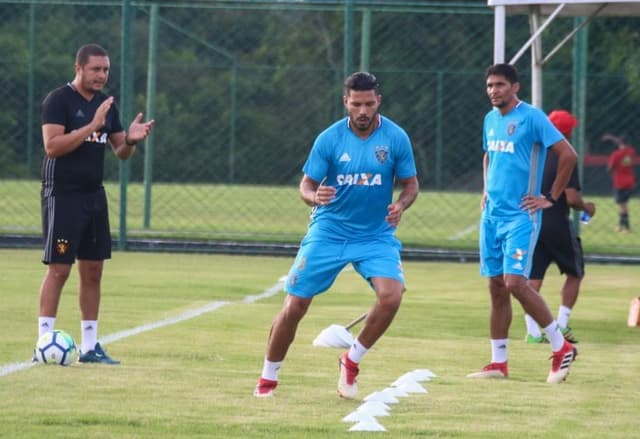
[337,352,359,399]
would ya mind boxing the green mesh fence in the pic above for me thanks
[0,1,639,256]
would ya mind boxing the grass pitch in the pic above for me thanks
[1,249,639,438]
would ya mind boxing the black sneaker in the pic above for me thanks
[78,343,120,365]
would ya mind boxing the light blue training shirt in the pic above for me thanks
[302,115,417,241]
[483,101,564,218]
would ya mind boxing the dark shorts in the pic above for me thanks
[614,188,633,204]
[530,216,584,280]
[41,187,112,264]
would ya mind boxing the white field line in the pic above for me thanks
[0,276,287,378]
[448,224,477,241]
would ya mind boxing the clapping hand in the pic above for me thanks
[126,113,155,144]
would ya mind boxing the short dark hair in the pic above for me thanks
[75,44,108,66]
[344,72,380,95]
[485,63,519,84]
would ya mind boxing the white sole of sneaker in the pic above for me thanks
[337,388,358,399]
[466,371,507,379]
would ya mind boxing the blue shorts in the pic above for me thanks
[479,213,540,278]
[285,236,404,298]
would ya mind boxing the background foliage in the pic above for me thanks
[0,1,638,255]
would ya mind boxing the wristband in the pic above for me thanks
[125,135,136,146]
[544,193,556,205]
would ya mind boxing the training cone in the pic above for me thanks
[395,380,427,394]
[628,297,640,327]
[383,386,410,398]
[349,418,387,432]
[356,401,390,417]
[342,411,378,423]
[411,369,437,381]
[311,330,333,348]
[312,324,354,348]
[364,391,399,404]
[391,372,419,387]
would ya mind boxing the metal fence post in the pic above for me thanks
[119,0,134,250]
[360,8,371,72]
[144,3,159,229]
[343,0,354,77]
[27,1,36,177]
[572,16,588,231]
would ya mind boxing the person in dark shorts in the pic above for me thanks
[524,109,596,345]
[37,43,154,364]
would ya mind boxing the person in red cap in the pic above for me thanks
[602,133,636,232]
[523,109,596,345]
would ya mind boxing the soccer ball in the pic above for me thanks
[35,330,78,366]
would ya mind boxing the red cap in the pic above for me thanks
[548,110,578,136]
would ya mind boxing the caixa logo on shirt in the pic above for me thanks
[487,139,515,153]
[84,131,108,144]
[336,173,382,186]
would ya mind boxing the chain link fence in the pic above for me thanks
[1,0,638,257]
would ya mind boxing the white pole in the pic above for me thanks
[494,5,506,63]
[530,6,543,108]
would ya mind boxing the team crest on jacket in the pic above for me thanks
[375,145,389,164]
[56,238,69,255]
[507,122,517,136]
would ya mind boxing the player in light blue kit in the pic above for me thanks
[254,72,419,398]
[466,64,579,384]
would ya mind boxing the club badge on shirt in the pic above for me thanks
[375,145,389,164]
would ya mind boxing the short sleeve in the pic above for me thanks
[41,90,67,126]
[302,131,332,182]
